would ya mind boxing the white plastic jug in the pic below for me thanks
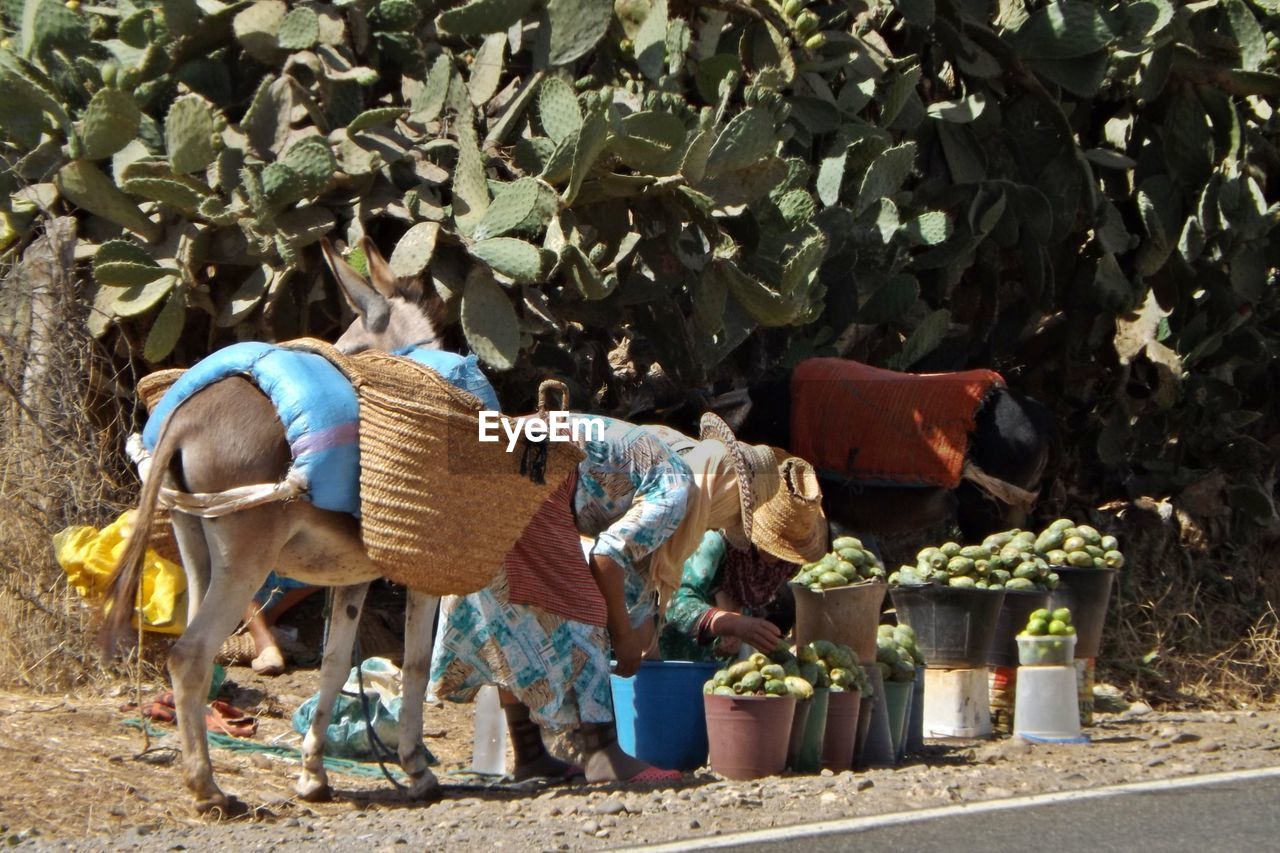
[471,685,508,775]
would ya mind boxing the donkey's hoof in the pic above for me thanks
[408,782,444,805]
[296,777,333,803]
[196,794,247,818]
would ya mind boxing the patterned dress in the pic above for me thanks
[428,416,693,729]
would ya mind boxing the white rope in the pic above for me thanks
[961,460,1040,513]
[126,433,309,519]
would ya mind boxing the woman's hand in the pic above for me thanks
[611,623,644,677]
[714,612,782,654]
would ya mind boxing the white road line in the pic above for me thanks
[626,764,1280,851]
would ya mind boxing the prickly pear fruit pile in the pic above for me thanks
[791,536,885,591]
[1033,519,1125,570]
[890,530,1057,591]
[704,642,810,699]
[875,624,922,683]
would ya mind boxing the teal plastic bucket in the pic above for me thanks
[610,660,720,770]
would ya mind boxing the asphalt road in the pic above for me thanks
[645,767,1280,853]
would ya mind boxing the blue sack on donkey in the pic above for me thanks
[142,342,499,516]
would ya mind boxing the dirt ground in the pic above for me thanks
[2,662,1279,851]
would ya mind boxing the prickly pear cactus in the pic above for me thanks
[1,0,1277,552]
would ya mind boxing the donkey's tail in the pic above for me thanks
[99,416,179,657]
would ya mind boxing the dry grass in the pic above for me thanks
[0,224,148,691]
[1092,500,1280,709]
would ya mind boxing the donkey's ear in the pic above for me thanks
[321,237,390,332]
[362,236,424,302]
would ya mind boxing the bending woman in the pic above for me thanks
[428,413,787,783]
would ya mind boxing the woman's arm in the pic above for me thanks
[590,551,644,676]
[665,531,726,640]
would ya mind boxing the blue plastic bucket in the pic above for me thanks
[610,660,720,770]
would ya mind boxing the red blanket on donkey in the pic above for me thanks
[790,358,1004,489]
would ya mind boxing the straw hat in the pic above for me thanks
[751,449,829,564]
[699,413,781,549]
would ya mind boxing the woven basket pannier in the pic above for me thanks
[349,350,584,596]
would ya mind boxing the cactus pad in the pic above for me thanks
[276,7,320,51]
[706,107,777,178]
[57,160,159,240]
[546,0,614,66]
[233,0,289,64]
[474,177,555,240]
[121,177,205,211]
[79,88,141,161]
[470,236,545,282]
[389,221,442,277]
[165,94,221,175]
[438,0,535,36]
[377,0,421,32]
[144,287,187,362]
[461,266,521,369]
[280,137,336,195]
[346,106,407,137]
[537,77,582,143]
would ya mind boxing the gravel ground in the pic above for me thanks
[2,667,1279,851]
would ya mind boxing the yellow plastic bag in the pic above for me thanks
[53,510,188,634]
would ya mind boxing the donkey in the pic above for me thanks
[669,363,1054,567]
[102,237,449,814]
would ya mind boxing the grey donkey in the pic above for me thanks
[102,237,448,814]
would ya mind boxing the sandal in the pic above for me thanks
[123,690,177,724]
[627,766,682,783]
[206,699,258,738]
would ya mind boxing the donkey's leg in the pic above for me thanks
[167,553,265,813]
[169,510,211,629]
[398,590,441,800]
[296,582,370,802]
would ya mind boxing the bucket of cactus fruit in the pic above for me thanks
[702,643,809,780]
[1034,518,1124,660]
[1016,607,1078,666]
[791,536,888,664]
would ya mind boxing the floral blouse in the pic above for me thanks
[570,415,694,624]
